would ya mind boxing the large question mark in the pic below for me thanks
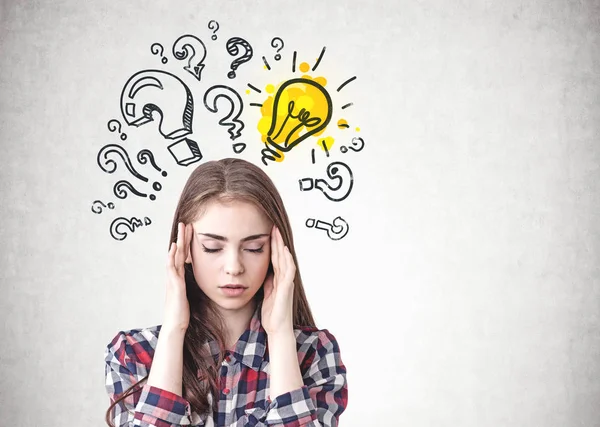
[172,34,207,81]
[208,20,219,40]
[299,161,354,202]
[203,85,246,153]
[97,143,162,200]
[226,37,253,79]
[150,43,168,64]
[120,69,202,166]
[271,37,284,61]
[340,136,365,153]
[110,216,152,241]
[107,119,127,140]
[305,216,349,240]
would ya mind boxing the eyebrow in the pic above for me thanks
[197,233,270,242]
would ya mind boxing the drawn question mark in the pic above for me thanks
[340,136,365,153]
[120,69,202,166]
[97,144,162,200]
[107,119,127,140]
[208,20,219,41]
[271,37,284,61]
[91,200,115,214]
[226,37,253,79]
[137,149,167,177]
[110,216,152,241]
[172,34,207,81]
[150,43,168,64]
[306,216,349,240]
[203,85,246,153]
[299,161,354,202]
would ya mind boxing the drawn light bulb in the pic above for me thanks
[265,78,332,154]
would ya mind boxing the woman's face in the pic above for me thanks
[188,199,272,313]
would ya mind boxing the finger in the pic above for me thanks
[167,242,176,270]
[271,225,279,275]
[175,222,185,267]
[185,223,193,263]
[276,227,286,275]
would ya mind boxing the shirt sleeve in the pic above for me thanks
[104,331,195,427]
[234,329,348,427]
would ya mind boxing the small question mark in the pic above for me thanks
[208,20,219,41]
[110,216,152,241]
[137,149,168,177]
[306,216,349,241]
[340,137,365,153]
[91,200,115,214]
[271,37,284,61]
[107,119,127,140]
[299,161,354,202]
[97,144,162,200]
[226,37,253,79]
[150,43,168,64]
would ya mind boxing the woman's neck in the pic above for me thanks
[220,299,257,351]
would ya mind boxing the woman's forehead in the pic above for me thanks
[192,199,271,231]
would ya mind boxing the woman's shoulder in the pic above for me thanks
[104,324,163,371]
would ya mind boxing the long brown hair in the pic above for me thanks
[105,158,316,425]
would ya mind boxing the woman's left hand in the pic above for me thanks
[261,225,296,336]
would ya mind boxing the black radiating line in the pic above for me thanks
[247,83,261,93]
[321,140,330,157]
[262,56,271,70]
[312,47,326,71]
[341,102,354,109]
[292,51,297,72]
[311,148,316,164]
[249,103,263,107]
[337,76,357,92]
[339,124,350,129]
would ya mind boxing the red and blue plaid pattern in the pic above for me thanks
[104,304,348,426]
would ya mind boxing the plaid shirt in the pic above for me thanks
[104,304,348,426]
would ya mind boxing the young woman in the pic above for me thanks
[104,158,348,426]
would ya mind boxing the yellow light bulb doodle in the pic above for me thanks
[260,77,332,162]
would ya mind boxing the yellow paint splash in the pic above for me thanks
[299,62,310,73]
[319,136,335,151]
[337,119,349,129]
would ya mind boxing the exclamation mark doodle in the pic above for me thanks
[137,149,167,199]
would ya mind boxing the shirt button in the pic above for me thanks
[223,388,230,394]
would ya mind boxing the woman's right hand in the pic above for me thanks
[163,222,193,333]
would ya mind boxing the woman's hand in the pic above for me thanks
[163,222,193,333]
[261,225,296,336]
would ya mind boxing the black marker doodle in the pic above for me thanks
[203,85,245,150]
[299,161,354,202]
[271,37,284,61]
[208,20,219,40]
[120,69,202,166]
[107,119,127,140]
[172,35,207,81]
[138,149,168,177]
[97,144,162,201]
[306,216,349,240]
[336,76,357,92]
[150,43,168,64]
[114,180,156,200]
[91,200,115,214]
[110,216,152,241]
[312,46,326,71]
[340,136,365,154]
[226,37,253,79]
[310,140,330,164]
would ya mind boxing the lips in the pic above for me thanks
[221,284,247,289]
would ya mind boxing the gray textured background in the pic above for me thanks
[0,0,599,426]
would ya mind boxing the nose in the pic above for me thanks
[224,250,244,276]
